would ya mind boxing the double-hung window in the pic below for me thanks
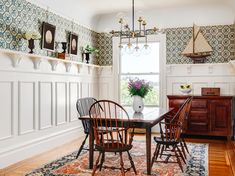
[120,42,160,107]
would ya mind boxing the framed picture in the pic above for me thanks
[41,22,56,51]
[69,33,78,55]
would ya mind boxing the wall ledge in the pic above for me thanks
[0,48,112,74]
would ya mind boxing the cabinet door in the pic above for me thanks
[209,100,231,135]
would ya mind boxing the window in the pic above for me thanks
[120,42,160,107]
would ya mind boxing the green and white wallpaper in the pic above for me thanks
[0,0,99,64]
[0,0,234,65]
[166,25,235,64]
[96,25,235,65]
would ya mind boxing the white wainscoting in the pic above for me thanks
[0,51,100,168]
[166,63,235,96]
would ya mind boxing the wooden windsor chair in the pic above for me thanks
[151,98,191,172]
[75,97,98,159]
[89,100,137,176]
[164,97,193,159]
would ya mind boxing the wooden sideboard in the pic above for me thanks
[167,95,234,139]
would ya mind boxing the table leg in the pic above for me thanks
[146,127,152,175]
[89,125,94,169]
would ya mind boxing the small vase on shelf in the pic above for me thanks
[85,53,90,64]
[61,42,67,53]
[28,39,35,54]
[23,31,41,54]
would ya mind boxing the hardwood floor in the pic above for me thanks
[0,135,234,176]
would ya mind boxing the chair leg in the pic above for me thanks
[159,145,165,158]
[173,145,183,172]
[182,138,189,153]
[99,152,105,171]
[119,152,125,176]
[180,141,187,159]
[151,143,161,168]
[76,134,89,159]
[176,145,186,164]
[92,151,102,176]
[127,150,137,174]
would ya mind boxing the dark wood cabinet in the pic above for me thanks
[167,95,234,139]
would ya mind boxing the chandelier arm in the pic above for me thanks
[132,0,134,32]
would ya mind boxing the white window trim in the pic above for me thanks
[112,34,167,108]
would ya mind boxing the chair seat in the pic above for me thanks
[95,142,132,152]
[154,136,179,145]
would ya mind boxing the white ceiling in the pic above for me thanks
[27,0,235,30]
[29,0,233,15]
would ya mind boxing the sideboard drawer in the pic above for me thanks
[192,99,207,108]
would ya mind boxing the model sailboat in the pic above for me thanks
[182,24,213,63]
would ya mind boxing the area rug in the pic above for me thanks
[26,141,208,176]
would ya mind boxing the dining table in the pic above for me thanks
[79,107,174,175]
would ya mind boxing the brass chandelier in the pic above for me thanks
[110,0,159,55]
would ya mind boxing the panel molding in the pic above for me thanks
[38,82,53,130]
[55,82,67,126]
[18,81,36,135]
[69,82,79,122]
[0,81,14,141]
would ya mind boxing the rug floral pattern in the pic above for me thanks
[26,141,208,176]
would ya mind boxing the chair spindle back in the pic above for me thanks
[163,97,192,141]
[89,100,133,150]
[76,97,97,134]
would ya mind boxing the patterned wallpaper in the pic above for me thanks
[0,0,99,64]
[0,0,234,65]
[166,25,235,64]
[94,25,235,65]
[97,33,113,65]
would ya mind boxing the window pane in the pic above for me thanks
[121,42,160,73]
[120,75,159,106]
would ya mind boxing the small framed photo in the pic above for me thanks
[41,22,56,51]
[69,33,78,55]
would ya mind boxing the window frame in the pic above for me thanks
[112,34,167,109]
[119,42,161,107]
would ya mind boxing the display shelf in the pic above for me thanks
[0,48,112,73]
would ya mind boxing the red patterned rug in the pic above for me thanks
[26,141,208,176]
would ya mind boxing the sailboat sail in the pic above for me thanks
[182,24,212,57]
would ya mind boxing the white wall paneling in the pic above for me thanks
[0,50,100,168]
[39,82,53,130]
[69,82,80,122]
[55,82,67,126]
[166,63,235,99]
[81,82,90,98]
[18,81,36,135]
[0,82,13,141]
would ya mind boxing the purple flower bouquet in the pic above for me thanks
[128,79,152,98]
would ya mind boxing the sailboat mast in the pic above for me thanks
[193,25,195,54]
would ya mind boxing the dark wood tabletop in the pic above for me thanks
[79,107,174,175]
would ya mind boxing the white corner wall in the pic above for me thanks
[0,50,99,168]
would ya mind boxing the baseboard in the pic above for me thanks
[0,127,82,169]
